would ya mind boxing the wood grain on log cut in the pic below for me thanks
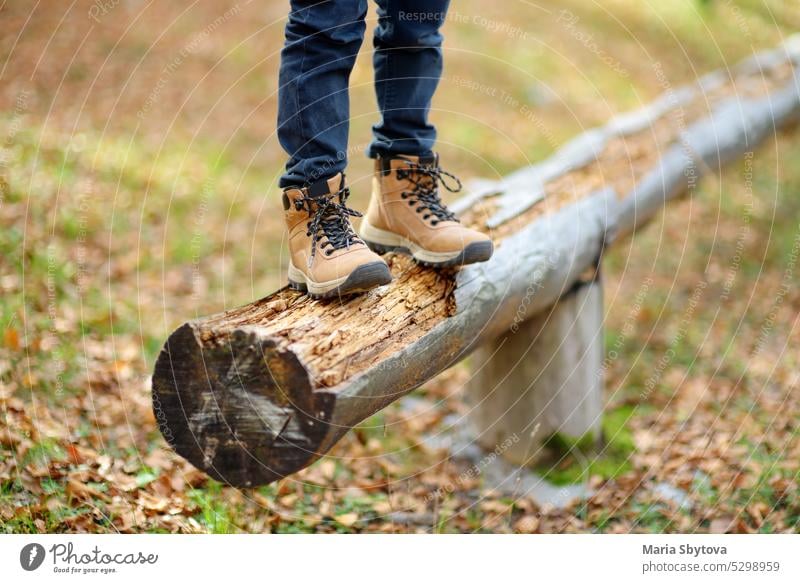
[152,38,800,487]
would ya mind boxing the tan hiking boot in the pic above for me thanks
[360,154,493,267]
[283,173,391,299]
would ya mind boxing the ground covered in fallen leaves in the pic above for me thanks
[1,0,799,533]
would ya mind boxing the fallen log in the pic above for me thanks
[152,38,800,487]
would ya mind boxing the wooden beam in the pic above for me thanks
[152,39,800,487]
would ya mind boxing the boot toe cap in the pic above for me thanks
[461,239,494,264]
[338,261,392,294]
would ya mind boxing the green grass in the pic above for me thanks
[187,483,235,534]
[539,405,640,485]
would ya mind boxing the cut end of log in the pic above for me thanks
[152,323,336,487]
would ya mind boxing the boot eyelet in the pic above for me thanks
[325,249,333,257]
[431,220,439,226]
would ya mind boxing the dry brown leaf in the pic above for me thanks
[513,515,540,533]
[66,478,110,503]
[335,512,359,528]
[709,517,733,534]
[4,328,20,350]
[319,460,336,481]
[480,500,512,514]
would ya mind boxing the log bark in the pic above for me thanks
[152,38,800,487]
[465,275,604,467]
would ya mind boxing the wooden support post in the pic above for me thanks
[465,275,604,467]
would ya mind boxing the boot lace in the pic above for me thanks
[294,184,363,266]
[396,160,462,225]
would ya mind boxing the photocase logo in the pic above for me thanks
[20,543,46,571]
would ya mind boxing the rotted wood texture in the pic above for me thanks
[153,38,800,487]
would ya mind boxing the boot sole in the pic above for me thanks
[360,221,493,268]
[288,260,392,300]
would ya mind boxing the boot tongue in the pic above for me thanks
[402,154,438,189]
[307,173,345,199]
[417,153,438,168]
[296,173,362,258]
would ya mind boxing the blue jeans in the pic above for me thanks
[277,0,450,188]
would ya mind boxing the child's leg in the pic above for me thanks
[278,0,368,187]
[360,0,493,269]
[367,0,450,159]
[277,1,391,299]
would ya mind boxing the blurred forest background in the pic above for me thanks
[1,0,799,533]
